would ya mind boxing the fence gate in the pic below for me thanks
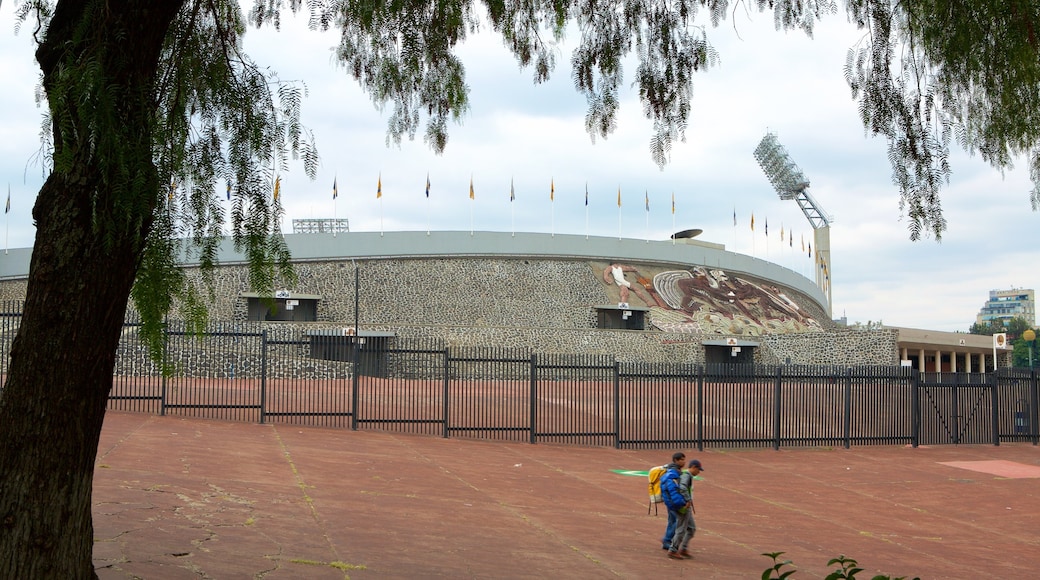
[917,373,995,445]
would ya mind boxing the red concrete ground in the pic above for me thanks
[92,412,1040,579]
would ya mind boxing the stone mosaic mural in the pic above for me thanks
[602,263,823,335]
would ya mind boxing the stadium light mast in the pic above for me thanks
[753,132,833,316]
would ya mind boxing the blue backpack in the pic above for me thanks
[658,469,685,510]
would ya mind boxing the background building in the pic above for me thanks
[976,288,1036,327]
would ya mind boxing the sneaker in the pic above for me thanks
[661,545,670,550]
[679,549,692,559]
[667,551,684,560]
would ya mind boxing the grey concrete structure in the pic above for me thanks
[0,231,1012,368]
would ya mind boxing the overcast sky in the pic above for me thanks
[1,3,1037,332]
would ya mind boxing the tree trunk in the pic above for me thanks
[0,0,183,577]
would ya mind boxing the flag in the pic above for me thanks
[4,186,9,214]
[780,224,784,242]
[789,231,793,247]
[169,179,176,201]
[801,234,805,252]
[644,191,649,212]
[750,213,755,231]
[425,173,430,198]
[273,176,281,201]
[469,176,474,199]
[671,192,675,215]
[808,242,812,257]
[226,181,232,201]
[733,207,736,227]
[510,178,515,202]
[585,183,588,206]
[377,174,382,198]
[550,179,554,202]
[332,177,338,200]
[617,187,621,207]
[765,218,768,237]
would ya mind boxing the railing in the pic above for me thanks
[0,304,1037,449]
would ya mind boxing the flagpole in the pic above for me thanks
[732,206,737,251]
[550,178,555,238]
[426,172,431,236]
[332,175,337,238]
[510,177,515,237]
[377,172,383,237]
[584,183,589,240]
[5,184,9,255]
[617,187,622,241]
[644,191,649,244]
[469,174,474,236]
[671,192,675,246]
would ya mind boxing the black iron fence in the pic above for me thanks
[1,303,1038,449]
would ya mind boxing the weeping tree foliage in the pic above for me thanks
[845,1,1040,239]
[3,0,1040,576]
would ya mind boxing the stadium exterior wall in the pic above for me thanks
[0,231,900,365]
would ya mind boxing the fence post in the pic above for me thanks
[952,373,961,444]
[529,353,538,445]
[442,347,450,439]
[160,320,169,417]
[613,360,620,449]
[696,365,704,452]
[1032,369,1039,446]
[843,367,852,449]
[990,373,1001,446]
[1031,370,1040,446]
[773,366,782,451]
[911,369,920,448]
[351,338,360,431]
[259,329,268,425]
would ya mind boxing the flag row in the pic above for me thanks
[344,173,679,212]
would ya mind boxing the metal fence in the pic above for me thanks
[1,303,1038,449]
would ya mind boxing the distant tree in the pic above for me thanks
[972,317,1032,337]
[969,321,1003,335]
[1004,317,1033,338]
[5,0,1040,576]
[1012,337,1035,368]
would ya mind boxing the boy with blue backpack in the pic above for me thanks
[660,453,704,560]
[657,452,685,550]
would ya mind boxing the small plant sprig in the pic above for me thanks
[824,555,864,580]
[761,552,796,580]
[762,552,921,580]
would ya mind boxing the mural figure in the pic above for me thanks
[603,263,666,308]
[649,267,820,335]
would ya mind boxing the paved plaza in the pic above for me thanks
[93,412,1040,578]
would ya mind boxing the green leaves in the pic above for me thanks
[762,552,921,580]
[843,1,1040,240]
[761,551,797,580]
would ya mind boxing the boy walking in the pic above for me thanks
[659,452,685,550]
[662,458,704,559]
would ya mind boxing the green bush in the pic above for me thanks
[761,552,921,580]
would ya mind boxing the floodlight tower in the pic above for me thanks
[753,132,833,315]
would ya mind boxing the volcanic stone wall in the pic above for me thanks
[0,256,899,366]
